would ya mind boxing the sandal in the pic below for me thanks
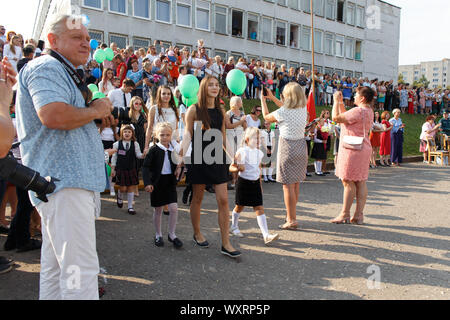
[278,223,299,230]
[331,214,351,224]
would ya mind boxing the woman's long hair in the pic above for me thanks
[195,75,223,130]
[129,96,147,122]
[9,35,20,55]
[101,68,113,92]
[155,85,179,122]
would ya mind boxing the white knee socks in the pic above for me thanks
[167,203,178,239]
[127,192,134,209]
[314,161,322,174]
[231,211,240,230]
[256,214,269,238]
[153,207,163,238]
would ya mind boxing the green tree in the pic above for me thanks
[398,73,406,84]
[413,75,430,88]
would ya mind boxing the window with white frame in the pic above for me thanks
[177,43,192,52]
[325,0,335,19]
[133,37,150,51]
[262,17,273,43]
[290,61,299,69]
[314,30,323,53]
[356,6,364,27]
[316,66,323,74]
[355,40,362,60]
[347,2,355,25]
[290,24,299,48]
[301,26,311,51]
[89,30,103,43]
[232,10,244,37]
[84,0,102,9]
[231,52,243,62]
[109,34,128,49]
[196,0,210,31]
[215,6,227,34]
[301,63,312,71]
[176,0,192,27]
[324,32,333,55]
[335,35,344,57]
[248,13,259,41]
[278,0,287,6]
[156,0,171,23]
[276,21,287,46]
[325,67,334,75]
[354,71,362,78]
[301,0,310,12]
[345,70,353,78]
[314,0,324,16]
[134,0,150,18]
[276,59,287,68]
[337,0,344,22]
[345,38,354,59]
[215,50,227,62]
[289,0,300,10]
[110,0,126,14]
[334,69,343,76]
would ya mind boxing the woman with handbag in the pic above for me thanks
[331,88,374,225]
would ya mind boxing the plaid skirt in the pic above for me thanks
[276,137,308,185]
[116,168,139,187]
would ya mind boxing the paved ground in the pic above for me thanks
[0,162,449,300]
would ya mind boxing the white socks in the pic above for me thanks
[167,203,178,240]
[256,214,269,238]
[231,211,240,230]
[127,192,134,209]
[267,168,274,180]
[153,207,163,238]
[314,161,323,174]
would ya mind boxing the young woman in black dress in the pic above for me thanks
[180,75,241,258]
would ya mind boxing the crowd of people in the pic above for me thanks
[0,15,449,299]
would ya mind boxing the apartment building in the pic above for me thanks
[399,59,450,89]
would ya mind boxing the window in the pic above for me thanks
[262,17,273,43]
[290,61,300,69]
[231,52,243,62]
[276,21,287,46]
[232,10,243,37]
[356,6,364,27]
[109,33,127,49]
[301,26,311,50]
[324,32,334,55]
[215,50,227,62]
[248,55,260,62]
[301,0,310,12]
[134,0,150,18]
[290,24,299,48]
[314,0,324,16]
[133,37,150,51]
[314,30,323,53]
[414,71,419,75]
[84,0,102,9]
[215,6,227,34]
[278,0,287,6]
[433,67,439,71]
[276,59,288,68]
[345,70,353,78]
[248,13,259,41]
[335,35,344,57]
[337,0,344,22]
[325,0,335,19]
[345,38,354,59]
[355,40,362,60]
[289,0,300,10]
[176,0,191,27]
[89,30,104,43]
[325,67,334,75]
[316,66,323,74]
[334,69,343,77]
[196,0,210,31]
[354,71,362,78]
[347,2,355,25]
[433,73,439,77]
[177,43,192,52]
[156,0,171,23]
[301,63,312,71]
[110,0,126,14]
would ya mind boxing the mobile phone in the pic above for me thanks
[262,85,268,96]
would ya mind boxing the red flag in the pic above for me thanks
[307,89,316,123]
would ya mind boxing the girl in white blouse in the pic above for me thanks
[4,36,22,72]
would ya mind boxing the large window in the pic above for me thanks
[156,0,171,23]
[110,0,126,14]
[290,24,299,48]
[355,40,362,60]
[278,0,287,6]
[196,0,210,31]
[325,67,334,75]
[345,38,354,59]
[215,50,228,62]
[314,0,324,16]
[262,17,273,43]
[84,0,102,9]
[215,6,227,34]
[133,37,150,51]
[335,35,344,57]
[324,32,334,55]
[290,61,300,69]
[337,0,344,22]
[325,0,335,19]
[276,21,287,46]
[289,0,300,10]
[314,30,323,53]
[134,0,150,18]
[176,0,192,27]
[109,34,127,49]
[356,6,364,27]
[231,52,243,62]
[89,30,104,43]
[347,2,355,25]
[345,70,353,78]
[248,13,259,40]
[301,0,310,12]
[301,26,311,51]
[232,10,243,37]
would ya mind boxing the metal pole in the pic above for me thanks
[310,0,315,95]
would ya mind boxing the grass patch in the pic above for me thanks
[222,98,428,158]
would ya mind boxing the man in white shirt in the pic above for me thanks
[145,46,159,65]
[0,25,6,43]
[210,56,224,79]
[107,78,135,110]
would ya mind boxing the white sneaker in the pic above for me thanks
[110,190,116,196]
[264,233,279,245]
[230,227,244,238]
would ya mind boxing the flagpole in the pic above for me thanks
[310,0,315,95]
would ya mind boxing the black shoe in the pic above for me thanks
[0,256,13,266]
[0,263,12,274]
[116,193,123,208]
[155,236,164,247]
[182,189,189,204]
[227,184,235,190]
[306,173,312,177]
[221,246,242,258]
[3,239,16,251]
[315,172,324,176]
[323,171,331,175]
[206,186,215,194]
[0,225,9,234]
[16,239,42,253]
[193,235,209,248]
[128,208,137,215]
[168,236,183,249]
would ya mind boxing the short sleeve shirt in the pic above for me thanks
[273,107,307,140]
[15,53,106,206]
[237,146,264,181]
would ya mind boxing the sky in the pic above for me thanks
[1,0,449,66]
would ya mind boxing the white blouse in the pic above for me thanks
[273,106,307,140]
[4,44,22,72]
[246,114,261,128]
[153,106,178,131]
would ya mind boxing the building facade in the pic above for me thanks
[399,59,450,89]
[33,0,401,81]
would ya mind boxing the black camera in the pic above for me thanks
[0,154,58,203]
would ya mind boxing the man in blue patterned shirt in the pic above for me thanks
[16,14,113,300]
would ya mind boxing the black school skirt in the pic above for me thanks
[151,174,177,208]
[235,176,263,207]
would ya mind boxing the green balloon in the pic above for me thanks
[104,48,114,61]
[182,95,198,107]
[88,83,99,93]
[226,69,247,96]
[179,75,200,99]
[106,164,111,177]
[94,49,106,63]
[92,91,106,100]
[271,123,276,130]
[174,97,179,107]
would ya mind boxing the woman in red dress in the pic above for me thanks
[407,87,415,114]
[369,111,382,168]
[114,53,127,87]
[379,111,393,166]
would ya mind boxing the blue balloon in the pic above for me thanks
[90,39,98,50]
[92,68,102,79]
[168,56,177,63]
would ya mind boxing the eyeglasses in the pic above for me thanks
[256,109,262,112]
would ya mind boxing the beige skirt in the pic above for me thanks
[276,137,308,185]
